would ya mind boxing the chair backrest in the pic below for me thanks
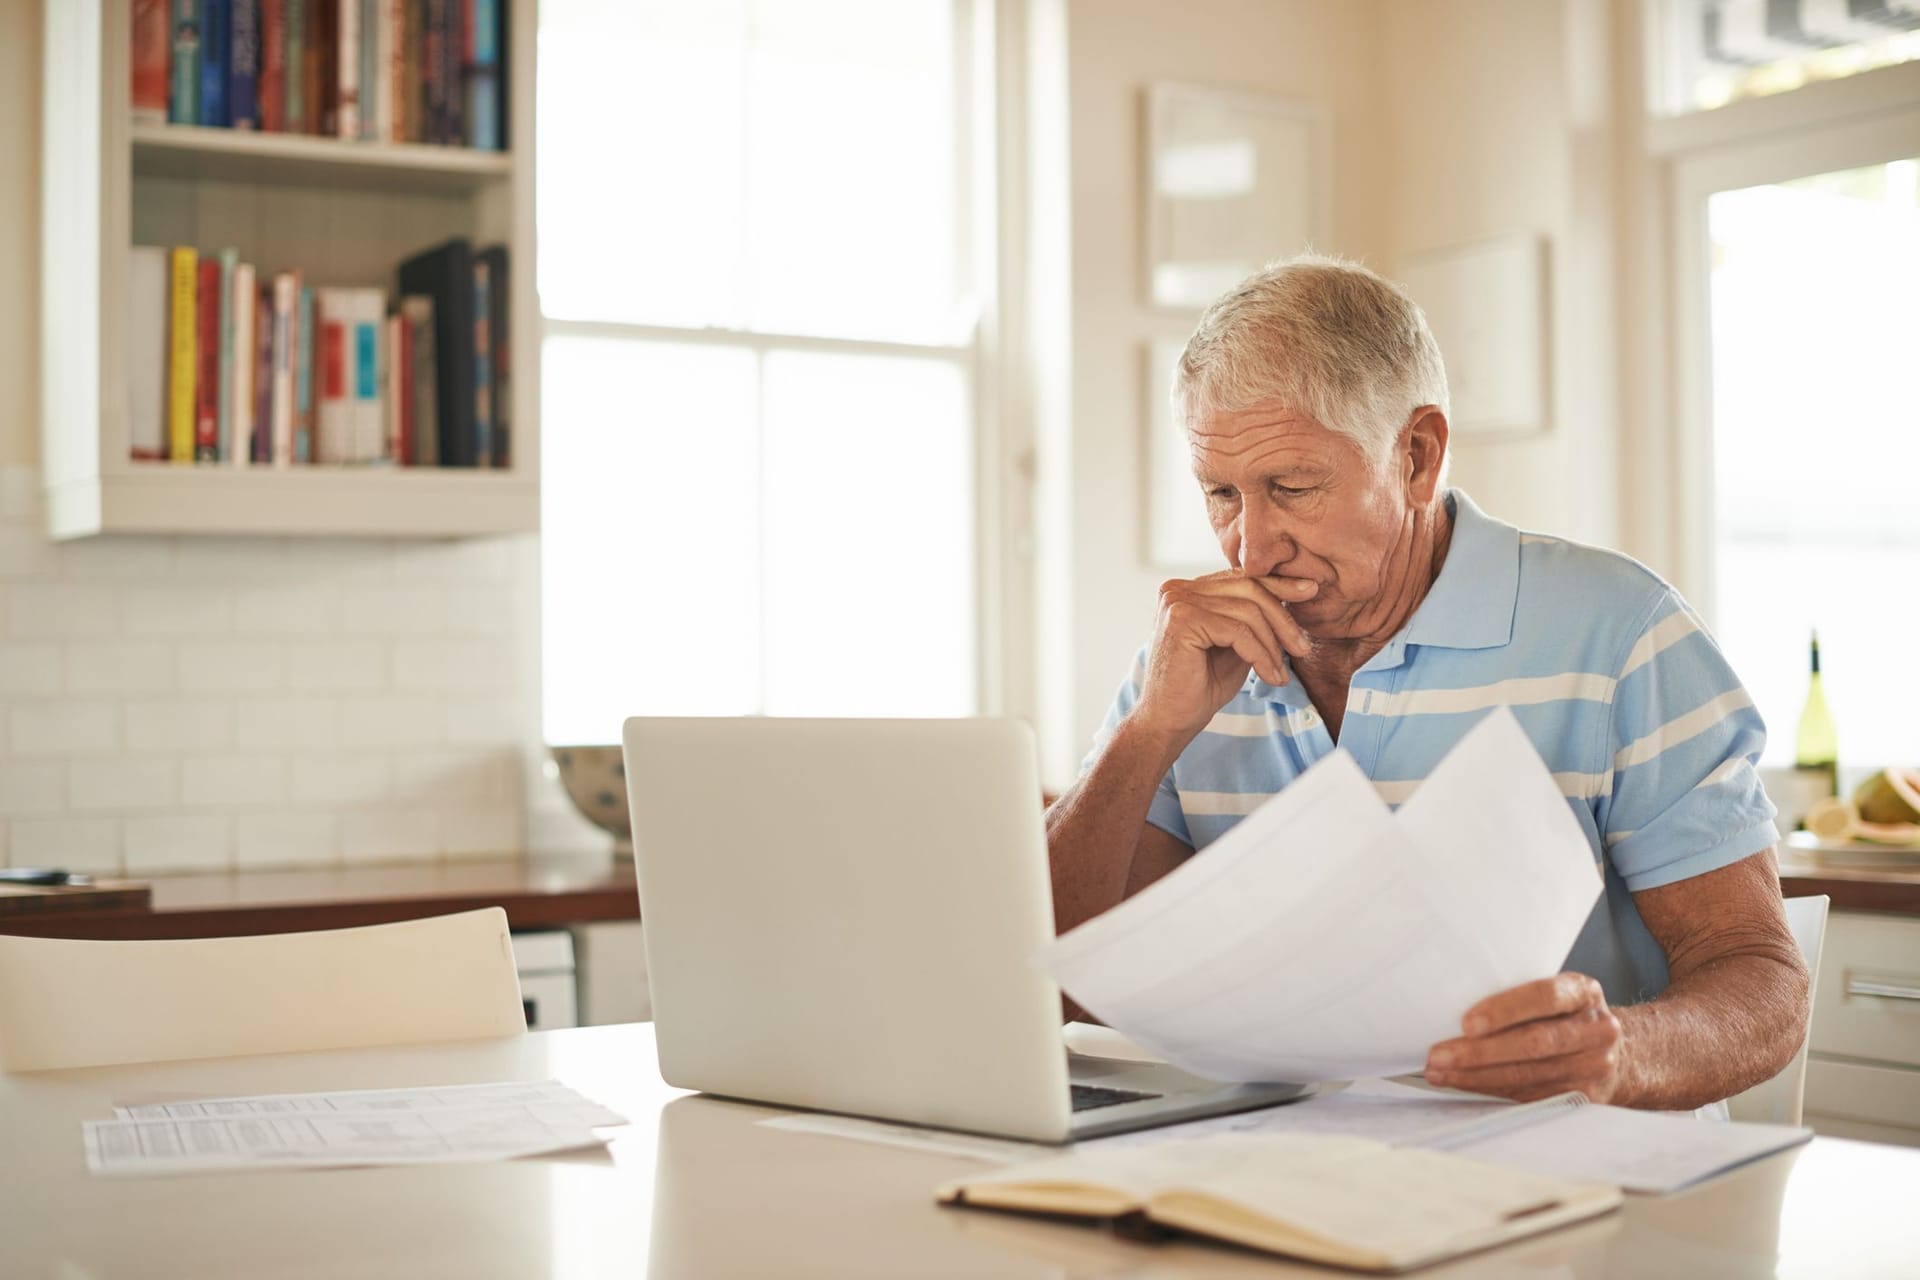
[0,908,527,1072]
[1727,894,1829,1127]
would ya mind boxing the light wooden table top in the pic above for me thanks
[2,1022,1915,1278]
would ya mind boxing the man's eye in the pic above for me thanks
[1276,484,1313,498]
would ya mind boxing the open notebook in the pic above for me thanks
[938,1132,1621,1273]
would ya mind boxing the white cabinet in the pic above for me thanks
[1806,911,1920,1146]
[511,930,579,1033]
[573,920,651,1026]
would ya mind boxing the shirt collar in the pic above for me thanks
[1244,487,1518,699]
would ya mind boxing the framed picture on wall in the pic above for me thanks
[1397,234,1551,436]
[1144,338,1223,568]
[1144,85,1328,311]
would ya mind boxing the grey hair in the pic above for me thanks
[1173,253,1450,468]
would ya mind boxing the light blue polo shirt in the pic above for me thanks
[1086,489,1779,1008]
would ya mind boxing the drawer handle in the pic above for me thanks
[1846,978,1920,1002]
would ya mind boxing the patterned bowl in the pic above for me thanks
[548,745,632,859]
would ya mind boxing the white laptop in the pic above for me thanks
[621,716,1310,1143]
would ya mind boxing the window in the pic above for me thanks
[537,0,983,744]
[1652,0,1920,115]
[1706,158,1920,771]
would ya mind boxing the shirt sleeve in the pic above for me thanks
[1602,588,1779,892]
[1080,647,1193,847]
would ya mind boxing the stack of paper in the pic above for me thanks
[1040,707,1603,1083]
[84,1079,626,1176]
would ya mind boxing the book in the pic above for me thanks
[229,262,256,468]
[336,0,360,139]
[215,248,238,460]
[252,282,274,462]
[193,257,221,461]
[385,0,407,142]
[228,0,259,128]
[259,0,284,131]
[128,247,169,461]
[422,0,446,145]
[271,274,299,465]
[167,247,197,461]
[170,0,201,125]
[285,0,305,131]
[132,0,171,125]
[464,0,499,151]
[395,238,477,465]
[471,255,491,464]
[295,284,316,462]
[478,243,508,467]
[316,0,339,135]
[937,1133,1621,1274]
[400,294,439,466]
[200,0,228,128]
[441,0,464,144]
[315,288,350,462]
[360,0,381,140]
[346,289,386,461]
[401,0,423,143]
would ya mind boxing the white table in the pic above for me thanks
[2,1023,1916,1278]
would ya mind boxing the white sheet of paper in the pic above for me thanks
[88,1080,627,1177]
[1039,707,1602,1083]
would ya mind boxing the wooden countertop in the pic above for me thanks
[0,856,638,940]
[1780,853,1920,917]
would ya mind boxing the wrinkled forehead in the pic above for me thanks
[1183,404,1363,478]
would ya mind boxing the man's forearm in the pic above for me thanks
[1613,950,1810,1111]
[1044,717,1184,936]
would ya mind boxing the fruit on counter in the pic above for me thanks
[1804,796,1920,847]
[1854,767,1920,827]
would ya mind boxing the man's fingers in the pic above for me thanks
[1429,1005,1620,1071]
[1426,1045,1621,1102]
[1195,598,1292,683]
[1194,615,1287,687]
[1460,973,1605,1037]
[1189,575,1315,658]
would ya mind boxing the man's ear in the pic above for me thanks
[1401,407,1450,503]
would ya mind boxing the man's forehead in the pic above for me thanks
[1184,405,1345,464]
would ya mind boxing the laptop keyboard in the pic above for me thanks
[1070,1083,1161,1113]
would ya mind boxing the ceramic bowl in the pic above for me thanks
[548,745,632,858]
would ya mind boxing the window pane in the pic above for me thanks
[536,0,961,342]
[762,350,975,716]
[1654,0,1920,115]
[541,337,761,743]
[1707,159,1920,771]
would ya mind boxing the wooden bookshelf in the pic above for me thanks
[40,0,540,542]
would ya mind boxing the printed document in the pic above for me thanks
[1039,707,1602,1083]
[86,1079,626,1176]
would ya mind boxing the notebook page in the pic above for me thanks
[1443,1103,1813,1194]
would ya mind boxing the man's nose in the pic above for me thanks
[1236,505,1296,579]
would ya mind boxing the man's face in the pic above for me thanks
[1187,404,1421,641]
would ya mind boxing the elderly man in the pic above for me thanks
[1047,255,1808,1110]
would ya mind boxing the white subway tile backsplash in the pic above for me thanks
[233,584,345,635]
[0,526,61,579]
[234,696,341,749]
[177,641,286,692]
[181,755,289,809]
[340,809,439,864]
[11,817,120,874]
[0,819,9,867]
[7,584,118,637]
[392,640,506,691]
[391,538,512,585]
[10,702,120,755]
[284,640,388,692]
[442,804,523,859]
[445,698,521,746]
[171,540,292,582]
[66,640,177,694]
[0,468,41,522]
[57,537,178,582]
[0,761,66,816]
[343,585,450,636]
[124,699,234,751]
[68,758,179,813]
[339,697,444,749]
[122,586,235,636]
[235,812,340,869]
[444,586,511,635]
[287,754,390,808]
[0,642,63,697]
[389,749,515,806]
[124,814,233,873]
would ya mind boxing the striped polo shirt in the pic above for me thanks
[1087,488,1779,1008]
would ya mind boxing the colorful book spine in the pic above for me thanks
[402,0,423,143]
[471,257,491,465]
[317,0,339,135]
[253,283,274,462]
[259,0,284,130]
[295,285,316,463]
[133,0,172,125]
[170,0,201,125]
[228,0,259,128]
[167,247,197,461]
[400,295,438,466]
[272,274,299,465]
[229,262,256,468]
[441,0,464,144]
[316,291,347,462]
[349,291,385,461]
[284,0,305,132]
[360,0,381,141]
[337,0,360,139]
[215,248,237,460]
[386,311,407,462]
[466,0,498,151]
[385,0,406,142]
[193,257,221,461]
[129,247,170,461]
[479,243,508,467]
[199,0,229,128]
[422,0,446,144]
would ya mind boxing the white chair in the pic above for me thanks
[1727,894,1829,1127]
[0,907,527,1072]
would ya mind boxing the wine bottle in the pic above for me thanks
[1794,630,1839,799]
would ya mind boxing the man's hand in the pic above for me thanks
[1424,973,1625,1104]
[1134,572,1319,740]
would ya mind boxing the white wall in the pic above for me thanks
[1042,0,1394,781]
[0,0,549,874]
